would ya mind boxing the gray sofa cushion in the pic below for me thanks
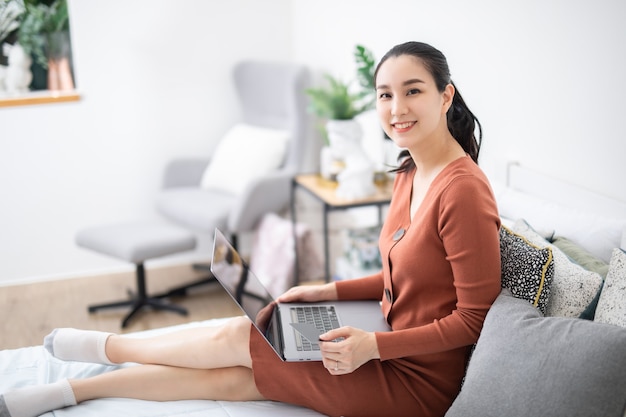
[445,289,626,417]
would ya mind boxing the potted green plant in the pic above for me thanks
[17,0,69,68]
[305,44,376,122]
[305,44,377,182]
[305,74,370,121]
[354,44,376,111]
[0,0,23,45]
[16,0,73,91]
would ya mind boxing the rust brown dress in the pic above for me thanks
[250,156,502,417]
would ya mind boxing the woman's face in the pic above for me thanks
[375,55,453,151]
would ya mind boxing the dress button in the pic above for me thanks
[385,288,393,303]
[393,228,405,241]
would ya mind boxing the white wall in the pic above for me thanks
[1,0,625,284]
[292,0,626,200]
[0,0,293,284]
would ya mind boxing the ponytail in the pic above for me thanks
[447,81,482,164]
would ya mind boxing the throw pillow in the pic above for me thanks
[550,235,610,320]
[512,219,603,318]
[499,225,554,314]
[551,236,610,278]
[200,124,290,196]
[445,289,626,417]
[595,248,626,328]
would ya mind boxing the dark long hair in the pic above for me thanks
[374,41,482,172]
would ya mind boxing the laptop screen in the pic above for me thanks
[210,229,279,340]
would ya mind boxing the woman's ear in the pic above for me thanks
[441,83,455,114]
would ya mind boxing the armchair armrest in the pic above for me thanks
[227,169,296,233]
[162,158,210,189]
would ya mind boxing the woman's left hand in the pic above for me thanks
[318,327,380,375]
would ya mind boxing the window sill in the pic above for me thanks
[0,90,81,108]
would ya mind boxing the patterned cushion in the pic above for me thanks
[595,248,626,327]
[512,219,604,317]
[445,289,626,417]
[499,225,554,314]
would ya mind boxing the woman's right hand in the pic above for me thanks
[276,282,338,303]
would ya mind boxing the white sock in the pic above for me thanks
[44,328,115,365]
[0,379,77,417]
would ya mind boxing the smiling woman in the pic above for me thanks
[375,41,482,169]
[0,40,503,417]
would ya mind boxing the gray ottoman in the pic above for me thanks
[76,221,197,328]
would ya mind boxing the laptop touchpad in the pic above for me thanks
[289,322,323,342]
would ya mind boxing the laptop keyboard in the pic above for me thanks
[291,305,340,351]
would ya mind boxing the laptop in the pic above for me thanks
[210,228,391,362]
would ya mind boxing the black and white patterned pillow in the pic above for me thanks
[500,226,554,314]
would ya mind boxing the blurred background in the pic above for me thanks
[1,0,624,285]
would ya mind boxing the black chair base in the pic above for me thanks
[88,263,188,328]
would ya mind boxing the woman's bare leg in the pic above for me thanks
[106,316,253,369]
[0,365,265,417]
[1,317,265,417]
[71,364,265,403]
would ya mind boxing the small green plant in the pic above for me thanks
[305,44,377,121]
[305,74,371,121]
[0,0,24,43]
[354,44,376,107]
[17,0,69,68]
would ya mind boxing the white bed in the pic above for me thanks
[493,162,626,262]
[1,163,624,417]
[0,319,326,417]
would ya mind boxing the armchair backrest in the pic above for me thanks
[233,60,310,173]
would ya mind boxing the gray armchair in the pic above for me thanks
[155,60,310,293]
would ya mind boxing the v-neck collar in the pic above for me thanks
[407,155,470,223]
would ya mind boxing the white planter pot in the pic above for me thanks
[320,119,363,181]
[4,44,32,94]
[326,119,363,150]
[321,119,376,199]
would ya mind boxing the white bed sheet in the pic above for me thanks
[0,318,326,417]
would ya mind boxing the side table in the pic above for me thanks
[291,174,393,283]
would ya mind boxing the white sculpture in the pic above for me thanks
[0,64,6,94]
[4,44,32,94]
[336,151,376,200]
[325,119,376,200]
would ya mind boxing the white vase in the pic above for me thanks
[320,146,345,181]
[326,119,363,150]
[319,119,363,181]
[4,44,32,94]
[0,64,6,94]
[322,119,376,199]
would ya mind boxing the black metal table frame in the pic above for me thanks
[290,177,391,284]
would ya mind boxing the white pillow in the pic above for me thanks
[200,124,290,196]
[595,248,626,328]
[512,219,603,318]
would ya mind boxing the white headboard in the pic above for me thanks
[507,163,626,220]
[495,162,626,262]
